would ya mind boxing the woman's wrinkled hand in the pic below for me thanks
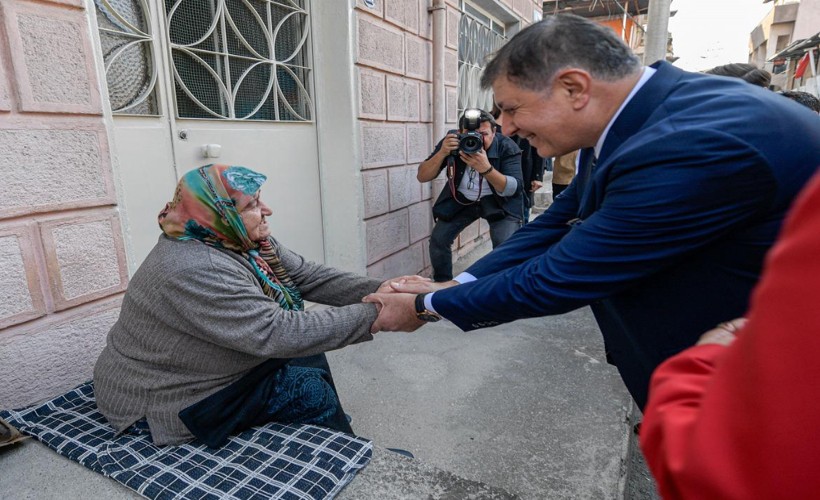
[377,275,433,294]
[363,292,423,334]
[696,317,747,347]
[390,278,458,294]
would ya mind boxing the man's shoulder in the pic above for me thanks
[495,133,521,151]
[489,133,521,160]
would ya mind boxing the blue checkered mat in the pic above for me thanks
[0,382,372,499]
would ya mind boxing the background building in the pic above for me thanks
[749,0,820,92]
[0,0,542,408]
[542,0,677,62]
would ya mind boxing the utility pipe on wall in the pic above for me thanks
[644,0,671,65]
[430,0,446,140]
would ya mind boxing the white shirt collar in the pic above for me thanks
[594,66,656,158]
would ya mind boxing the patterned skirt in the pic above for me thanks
[178,354,352,448]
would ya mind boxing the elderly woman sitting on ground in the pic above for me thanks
[94,164,403,447]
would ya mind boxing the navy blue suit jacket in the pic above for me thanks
[430,62,820,408]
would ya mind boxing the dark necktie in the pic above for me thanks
[575,147,597,193]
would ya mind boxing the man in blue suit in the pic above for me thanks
[365,14,820,409]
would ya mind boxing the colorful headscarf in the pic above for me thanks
[158,164,303,311]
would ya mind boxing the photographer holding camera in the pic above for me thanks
[417,108,524,282]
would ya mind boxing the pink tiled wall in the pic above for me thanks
[0,0,126,409]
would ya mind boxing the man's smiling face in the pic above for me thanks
[493,75,586,158]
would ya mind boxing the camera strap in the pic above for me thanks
[447,155,481,206]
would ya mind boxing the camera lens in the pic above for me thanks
[460,134,482,154]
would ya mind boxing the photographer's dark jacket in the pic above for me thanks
[429,132,525,222]
[513,136,547,209]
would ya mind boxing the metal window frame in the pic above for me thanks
[162,0,315,122]
[460,0,506,37]
[457,1,507,115]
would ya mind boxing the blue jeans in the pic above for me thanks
[429,204,521,282]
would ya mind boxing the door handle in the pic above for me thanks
[202,144,222,158]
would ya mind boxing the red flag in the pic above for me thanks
[794,52,810,79]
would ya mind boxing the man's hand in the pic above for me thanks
[363,293,424,333]
[389,279,458,294]
[459,148,492,174]
[530,180,543,192]
[418,134,459,183]
[696,318,747,346]
[377,275,431,293]
[440,133,459,155]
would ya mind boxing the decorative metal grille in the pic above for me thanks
[457,9,505,114]
[95,0,159,115]
[164,0,313,121]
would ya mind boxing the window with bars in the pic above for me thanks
[94,0,313,121]
[95,0,160,115]
[457,1,506,115]
[165,0,313,121]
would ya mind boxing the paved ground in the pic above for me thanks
[333,308,633,499]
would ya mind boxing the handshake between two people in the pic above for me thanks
[363,277,459,334]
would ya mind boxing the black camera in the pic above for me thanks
[449,108,484,155]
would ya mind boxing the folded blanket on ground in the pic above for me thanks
[0,382,372,500]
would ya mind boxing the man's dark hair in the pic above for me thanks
[458,109,497,130]
[480,14,641,91]
[705,63,771,88]
[778,90,820,112]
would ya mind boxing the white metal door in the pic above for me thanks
[170,121,323,262]
[94,0,324,266]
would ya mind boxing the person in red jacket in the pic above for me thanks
[640,170,820,499]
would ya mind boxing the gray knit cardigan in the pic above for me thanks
[93,235,381,445]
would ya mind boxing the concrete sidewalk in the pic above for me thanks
[333,308,633,499]
[0,240,656,499]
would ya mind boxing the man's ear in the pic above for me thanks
[554,69,592,110]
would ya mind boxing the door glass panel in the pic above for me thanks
[95,0,160,115]
[164,0,313,121]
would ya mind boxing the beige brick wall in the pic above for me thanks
[356,0,537,279]
[0,0,126,409]
[356,1,435,280]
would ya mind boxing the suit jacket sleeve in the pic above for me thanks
[464,175,581,276]
[639,172,820,499]
[433,131,775,330]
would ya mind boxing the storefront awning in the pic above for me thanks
[769,31,820,61]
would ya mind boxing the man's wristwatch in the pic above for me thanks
[414,294,442,322]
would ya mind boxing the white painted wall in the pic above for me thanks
[110,120,178,272]
[311,0,369,272]
[794,0,820,40]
